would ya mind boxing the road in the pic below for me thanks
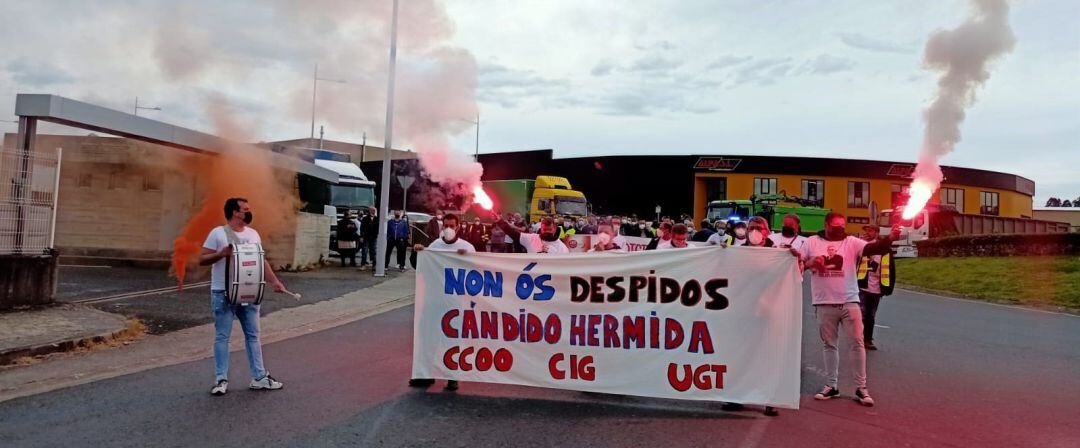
[55,265,399,334]
[1,288,1077,447]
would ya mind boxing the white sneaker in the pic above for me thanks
[249,375,283,390]
[210,380,228,396]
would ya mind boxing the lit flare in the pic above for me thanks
[473,185,493,210]
[902,179,934,220]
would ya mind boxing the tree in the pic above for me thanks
[1045,197,1062,207]
[1063,200,1074,207]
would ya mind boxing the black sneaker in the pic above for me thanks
[814,385,840,400]
[865,341,878,351]
[210,379,228,396]
[764,406,779,417]
[444,380,459,391]
[854,388,875,407]
[720,402,745,411]
[408,378,435,388]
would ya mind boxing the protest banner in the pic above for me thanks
[412,246,803,408]
[564,234,708,252]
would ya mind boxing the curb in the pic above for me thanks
[0,324,133,366]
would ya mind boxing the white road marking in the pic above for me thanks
[874,324,890,329]
[897,287,1079,318]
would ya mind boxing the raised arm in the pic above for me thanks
[496,219,523,245]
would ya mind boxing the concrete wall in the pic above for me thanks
[2,134,332,270]
[0,253,58,310]
[291,212,333,269]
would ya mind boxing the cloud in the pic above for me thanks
[5,58,76,86]
[838,32,915,54]
[707,55,752,71]
[477,62,572,108]
[800,54,855,75]
[591,61,615,76]
[731,57,793,86]
[627,54,683,74]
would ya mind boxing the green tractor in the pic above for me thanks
[706,192,830,234]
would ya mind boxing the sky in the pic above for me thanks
[0,0,1077,203]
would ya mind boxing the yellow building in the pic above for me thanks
[691,156,1034,233]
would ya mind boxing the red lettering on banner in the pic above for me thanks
[623,316,645,349]
[570,315,585,345]
[668,363,728,392]
[459,347,475,371]
[603,315,620,348]
[441,310,459,338]
[664,318,684,349]
[549,353,596,381]
[444,346,460,370]
[444,346,515,373]
[462,310,479,338]
[587,314,601,346]
[688,321,715,354]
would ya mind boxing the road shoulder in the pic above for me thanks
[0,272,416,403]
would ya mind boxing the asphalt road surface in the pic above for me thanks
[54,265,400,334]
[1,289,1077,447]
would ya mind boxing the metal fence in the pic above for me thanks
[0,147,62,255]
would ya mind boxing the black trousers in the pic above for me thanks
[338,247,357,266]
[858,291,883,343]
[385,238,407,268]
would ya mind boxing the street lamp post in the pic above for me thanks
[133,97,161,116]
[374,0,400,278]
[310,64,347,144]
[460,114,480,161]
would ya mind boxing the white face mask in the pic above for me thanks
[639,224,646,229]
[440,227,456,241]
[597,232,612,245]
[748,231,764,245]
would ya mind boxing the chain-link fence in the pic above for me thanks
[0,147,62,255]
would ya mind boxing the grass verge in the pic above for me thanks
[896,256,1080,313]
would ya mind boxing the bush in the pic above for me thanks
[914,233,1080,257]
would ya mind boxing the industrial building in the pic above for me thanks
[475,150,1036,232]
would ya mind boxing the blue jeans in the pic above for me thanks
[212,290,267,382]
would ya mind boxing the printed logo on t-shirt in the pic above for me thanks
[819,245,844,278]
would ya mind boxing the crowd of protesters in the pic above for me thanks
[339,206,897,412]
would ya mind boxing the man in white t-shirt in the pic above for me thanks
[797,212,898,407]
[657,223,691,250]
[496,216,569,254]
[410,213,473,391]
[768,213,809,252]
[200,198,287,396]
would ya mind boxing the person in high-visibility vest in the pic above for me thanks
[857,225,896,351]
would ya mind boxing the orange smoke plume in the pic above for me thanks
[171,100,297,288]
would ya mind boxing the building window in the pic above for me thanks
[705,177,727,202]
[108,173,125,190]
[890,184,907,208]
[801,179,824,205]
[77,173,92,188]
[848,181,870,208]
[940,187,964,213]
[754,177,777,196]
[143,175,162,192]
[980,191,999,215]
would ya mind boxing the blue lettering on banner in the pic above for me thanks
[444,268,503,297]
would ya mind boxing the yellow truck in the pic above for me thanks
[482,175,588,223]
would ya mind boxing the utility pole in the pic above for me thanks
[310,64,346,147]
[374,0,399,278]
[360,132,367,164]
[133,97,161,116]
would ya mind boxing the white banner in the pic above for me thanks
[412,246,803,408]
[564,234,708,252]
